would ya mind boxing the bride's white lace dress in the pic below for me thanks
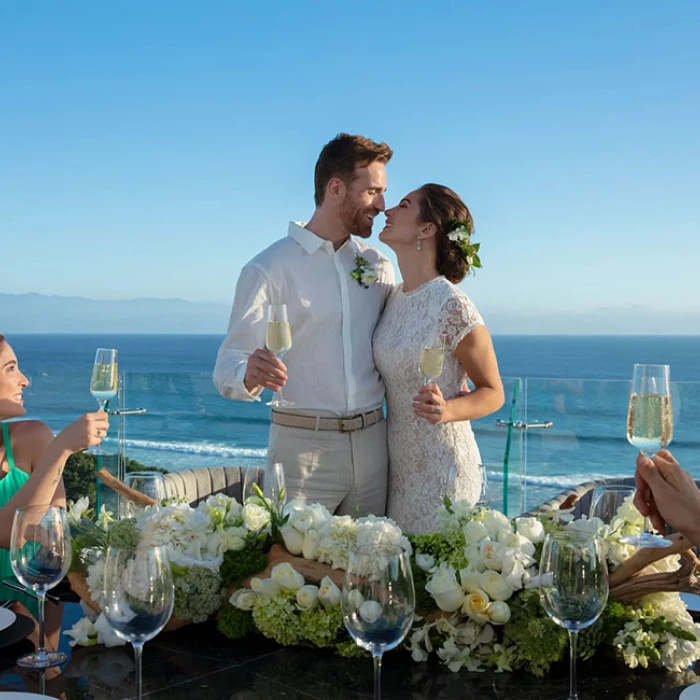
[374,276,484,533]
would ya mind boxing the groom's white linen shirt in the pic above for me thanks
[213,222,395,414]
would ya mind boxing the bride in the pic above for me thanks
[373,184,504,532]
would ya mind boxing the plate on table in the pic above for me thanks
[0,607,16,633]
[0,693,53,698]
[0,613,34,651]
[680,684,700,699]
[681,593,700,613]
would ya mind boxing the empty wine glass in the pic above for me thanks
[626,364,673,456]
[121,472,165,519]
[590,483,671,548]
[265,304,294,407]
[475,463,489,509]
[88,348,118,455]
[10,504,72,668]
[266,462,286,511]
[539,530,608,700]
[102,545,175,700]
[419,331,446,386]
[243,466,264,505]
[341,544,415,700]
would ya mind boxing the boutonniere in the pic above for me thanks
[447,221,482,275]
[350,255,378,288]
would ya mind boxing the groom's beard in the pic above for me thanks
[340,199,377,239]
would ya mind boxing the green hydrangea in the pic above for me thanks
[107,518,140,550]
[173,566,223,623]
[407,530,467,570]
[335,638,370,658]
[217,605,257,640]
[220,548,268,589]
[297,602,343,647]
[253,590,303,646]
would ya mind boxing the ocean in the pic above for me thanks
[6,334,700,513]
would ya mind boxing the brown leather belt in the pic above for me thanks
[271,408,384,433]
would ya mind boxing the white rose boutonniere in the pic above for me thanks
[350,255,378,288]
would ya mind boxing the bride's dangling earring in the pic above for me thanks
[416,237,422,251]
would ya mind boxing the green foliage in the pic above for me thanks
[410,561,434,614]
[107,518,140,550]
[173,567,223,623]
[407,530,467,570]
[297,602,343,648]
[253,590,303,646]
[335,637,370,658]
[219,548,268,589]
[501,589,568,676]
[217,605,257,640]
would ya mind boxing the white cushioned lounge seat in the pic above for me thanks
[162,466,244,507]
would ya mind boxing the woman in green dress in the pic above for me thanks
[0,333,109,649]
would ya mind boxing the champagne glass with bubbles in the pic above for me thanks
[88,348,118,455]
[540,531,608,700]
[265,304,294,407]
[102,545,174,700]
[626,364,673,456]
[342,544,415,700]
[419,331,446,387]
[10,505,72,668]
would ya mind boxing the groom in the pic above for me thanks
[213,133,395,516]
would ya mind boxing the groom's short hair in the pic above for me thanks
[314,133,393,206]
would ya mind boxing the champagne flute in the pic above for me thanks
[475,463,490,509]
[121,471,166,519]
[243,466,265,505]
[539,531,608,700]
[341,544,415,700]
[626,363,673,456]
[265,304,294,407]
[102,545,175,700]
[88,348,118,455]
[590,483,671,548]
[10,505,72,668]
[266,462,287,511]
[419,331,446,386]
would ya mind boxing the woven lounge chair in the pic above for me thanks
[162,466,244,507]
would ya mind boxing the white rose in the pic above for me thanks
[488,601,512,625]
[220,528,247,553]
[359,600,383,623]
[94,613,128,647]
[463,520,490,545]
[425,563,465,613]
[480,540,505,572]
[229,588,257,611]
[346,589,365,610]
[515,516,545,544]
[280,524,305,555]
[462,590,491,624]
[318,576,341,607]
[243,504,271,531]
[567,517,603,535]
[482,510,512,538]
[459,568,484,594]
[288,510,314,533]
[480,571,514,601]
[477,623,496,644]
[497,531,536,558]
[464,543,485,572]
[63,616,97,647]
[250,577,281,599]
[501,552,528,591]
[416,554,436,572]
[302,529,320,560]
[270,562,305,591]
[296,584,319,610]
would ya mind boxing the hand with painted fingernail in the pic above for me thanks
[412,383,448,423]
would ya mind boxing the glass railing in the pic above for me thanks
[19,372,700,519]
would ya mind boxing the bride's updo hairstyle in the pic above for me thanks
[417,184,474,284]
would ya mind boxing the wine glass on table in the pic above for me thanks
[624,362,674,546]
[121,471,166,519]
[539,530,608,700]
[10,504,72,668]
[590,483,672,548]
[341,544,415,700]
[102,545,174,700]
[265,304,294,408]
[88,348,118,455]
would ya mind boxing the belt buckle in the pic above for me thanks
[338,417,349,433]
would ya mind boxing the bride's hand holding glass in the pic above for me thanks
[412,383,447,423]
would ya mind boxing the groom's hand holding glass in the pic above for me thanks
[243,348,288,397]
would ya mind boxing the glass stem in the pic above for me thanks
[568,629,579,700]
[37,589,46,656]
[133,642,144,700]
[373,652,383,700]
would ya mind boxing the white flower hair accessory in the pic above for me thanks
[350,255,378,288]
[447,221,482,274]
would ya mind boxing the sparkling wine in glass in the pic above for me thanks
[341,544,415,700]
[590,483,671,548]
[626,363,673,456]
[10,505,72,669]
[102,545,175,700]
[265,304,294,408]
[419,331,446,386]
[120,471,166,519]
[88,348,118,455]
[539,531,608,700]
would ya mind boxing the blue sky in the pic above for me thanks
[1,1,699,332]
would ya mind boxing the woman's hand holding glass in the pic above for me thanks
[88,348,118,455]
[412,383,447,423]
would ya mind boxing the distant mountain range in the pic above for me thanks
[1,292,699,335]
[0,293,231,333]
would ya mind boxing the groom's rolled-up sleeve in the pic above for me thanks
[213,264,271,401]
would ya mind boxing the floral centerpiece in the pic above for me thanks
[65,489,700,676]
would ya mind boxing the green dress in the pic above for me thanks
[0,421,38,616]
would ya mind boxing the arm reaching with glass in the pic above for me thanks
[634,449,700,547]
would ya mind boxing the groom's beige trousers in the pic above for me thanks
[267,409,388,516]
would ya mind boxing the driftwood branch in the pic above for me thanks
[611,557,700,604]
[97,468,159,507]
